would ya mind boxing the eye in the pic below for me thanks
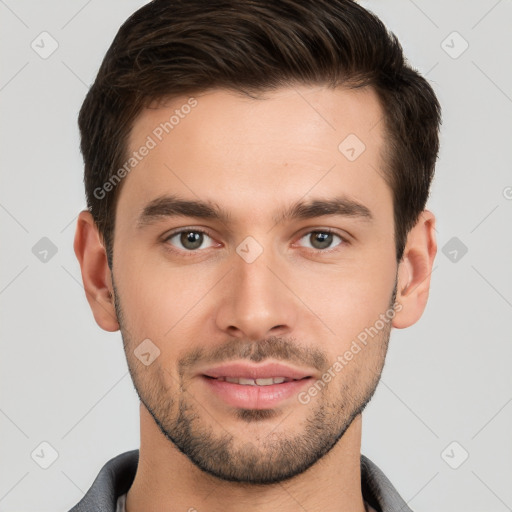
[297,230,344,251]
[165,230,216,251]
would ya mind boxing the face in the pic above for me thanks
[111,85,398,484]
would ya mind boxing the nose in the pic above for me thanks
[215,245,298,341]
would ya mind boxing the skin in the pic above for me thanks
[74,85,437,512]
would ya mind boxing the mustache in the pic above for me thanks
[178,336,328,376]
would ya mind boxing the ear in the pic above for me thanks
[73,210,120,332]
[392,210,437,329]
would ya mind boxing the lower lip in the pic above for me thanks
[201,376,312,409]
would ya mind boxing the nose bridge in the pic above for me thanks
[216,238,296,339]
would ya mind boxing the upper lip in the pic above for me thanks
[201,362,313,380]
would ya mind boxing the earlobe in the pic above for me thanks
[73,210,120,332]
[392,210,437,329]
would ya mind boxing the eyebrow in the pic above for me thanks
[275,196,373,224]
[136,195,230,228]
[136,194,373,229]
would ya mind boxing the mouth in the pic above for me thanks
[199,361,314,409]
[203,375,307,385]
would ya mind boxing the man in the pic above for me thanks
[70,0,440,510]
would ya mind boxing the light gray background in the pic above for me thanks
[1,1,511,511]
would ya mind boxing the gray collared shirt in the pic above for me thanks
[68,450,413,512]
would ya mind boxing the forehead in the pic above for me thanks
[118,85,390,225]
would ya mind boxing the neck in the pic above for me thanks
[126,405,366,512]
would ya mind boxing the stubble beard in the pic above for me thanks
[112,277,395,484]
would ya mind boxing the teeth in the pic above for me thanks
[239,377,256,385]
[255,378,274,385]
[217,377,290,386]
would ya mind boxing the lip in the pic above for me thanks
[201,361,313,380]
[199,361,314,409]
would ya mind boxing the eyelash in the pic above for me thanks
[162,227,349,256]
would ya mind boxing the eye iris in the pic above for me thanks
[180,231,203,250]
[311,232,333,249]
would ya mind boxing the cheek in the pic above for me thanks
[116,249,217,344]
[292,254,396,339]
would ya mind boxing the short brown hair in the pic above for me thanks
[78,0,441,267]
